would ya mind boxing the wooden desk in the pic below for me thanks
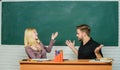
[20,59,112,70]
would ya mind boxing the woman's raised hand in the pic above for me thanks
[51,32,58,40]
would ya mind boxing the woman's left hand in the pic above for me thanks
[51,32,58,40]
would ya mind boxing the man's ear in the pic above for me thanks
[82,32,86,37]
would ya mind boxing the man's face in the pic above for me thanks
[76,29,84,41]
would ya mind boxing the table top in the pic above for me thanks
[20,59,112,65]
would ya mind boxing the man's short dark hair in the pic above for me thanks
[76,24,90,36]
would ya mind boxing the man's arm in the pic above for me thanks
[65,40,78,56]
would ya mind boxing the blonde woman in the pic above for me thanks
[24,28,58,59]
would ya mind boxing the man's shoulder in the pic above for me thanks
[90,39,100,47]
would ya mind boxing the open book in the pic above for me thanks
[31,58,51,61]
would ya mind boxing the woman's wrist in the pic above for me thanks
[51,38,54,40]
[51,39,55,41]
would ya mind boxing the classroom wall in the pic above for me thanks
[0,0,120,70]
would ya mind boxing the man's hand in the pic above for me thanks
[65,40,75,49]
[94,44,103,53]
[65,40,78,55]
[94,44,103,59]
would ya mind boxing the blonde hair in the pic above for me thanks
[24,28,41,50]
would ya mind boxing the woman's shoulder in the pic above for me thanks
[25,46,31,49]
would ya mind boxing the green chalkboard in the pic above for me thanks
[2,1,118,46]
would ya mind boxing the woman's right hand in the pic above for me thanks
[51,32,58,40]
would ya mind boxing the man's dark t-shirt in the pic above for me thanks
[78,38,103,59]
